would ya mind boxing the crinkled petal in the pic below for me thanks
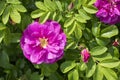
[94,0,120,24]
[20,20,66,64]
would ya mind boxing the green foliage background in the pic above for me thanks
[0,0,120,80]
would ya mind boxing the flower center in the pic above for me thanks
[39,38,48,48]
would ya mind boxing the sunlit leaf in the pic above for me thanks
[68,69,79,80]
[31,9,44,18]
[90,46,107,56]
[44,0,57,11]
[35,1,48,11]
[99,59,120,68]
[78,9,91,20]
[101,25,118,38]
[60,61,76,73]
[10,6,21,23]
[40,12,51,23]
[2,5,11,24]
[83,5,97,14]
[55,1,63,11]
[0,1,6,16]
[64,18,74,28]
[86,59,96,78]
[101,66,118,80]
[6,0,21,4]
[92,22,101,37]
[14,4,27,12]
[93,65,103,80]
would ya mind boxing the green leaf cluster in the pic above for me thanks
[31,0,62,23]
[0,0,27,24]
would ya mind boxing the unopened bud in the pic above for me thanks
[81,48,90,63]
[112,39,119,46]
[68,2,74,10]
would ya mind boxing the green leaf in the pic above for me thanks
[10,7,21,23]
[93,52,112,61]
[83,0,88,4]
[35,1,48,11]
[113,47,119,58]
[50,12,57,20]
[83,5,97,14]
[79,63,87,71]
[74,14,86,23]
[92,22,101,37]
[83,28,92,40]
[0,1,6,16]
[64,50,80,60]
[0,78,4,80]
[86,63,96,78]
[44,0,57,11]
[60,61,76,73]
[19,14,32,30]
[74,26,82,40]
[6,0,21,4]
[0,31,4,43]
[16,59,25,69]
[2,5,11,24]
[55,1,63,11]
[68,69,79,80]
[65,36,77,49]
[49,72,64,80]
[101,66,118,80]
[66,41,77,49]
[10,33,21,43]
[41,63,58,76]
[76,22,85,30]
[86,59,96,78]
[101,25,118,38]
[0,23,6,43]
[88,0,96,5]
[3,28,11,45]
[0,52,11,69]
[78,9,91,20]
[14,4,27,12]
[30,72,43,80]
[31,9,44,18]
[64,18,74,28]
[68,21,76,35]
[96,37,110,46]
[40,12,51,23]
[90,46,107,56]
[93,65,103,80]
[54,12,62,22]
[0,23,7,30]
[99,59,120,68]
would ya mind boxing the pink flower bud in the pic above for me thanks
[112,39,119,46]
[68,2,74,10]
[9,19,16,25]
[34,18,39,22]
[81,49,90,63]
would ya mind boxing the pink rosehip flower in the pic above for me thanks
[94,0,120,24]
[81,49,90,63]
[20,20,66,64]
[112,39,119,46]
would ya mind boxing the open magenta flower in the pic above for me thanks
[81,49,90,63]
[20,20,66,64]
[94,0,120,24]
